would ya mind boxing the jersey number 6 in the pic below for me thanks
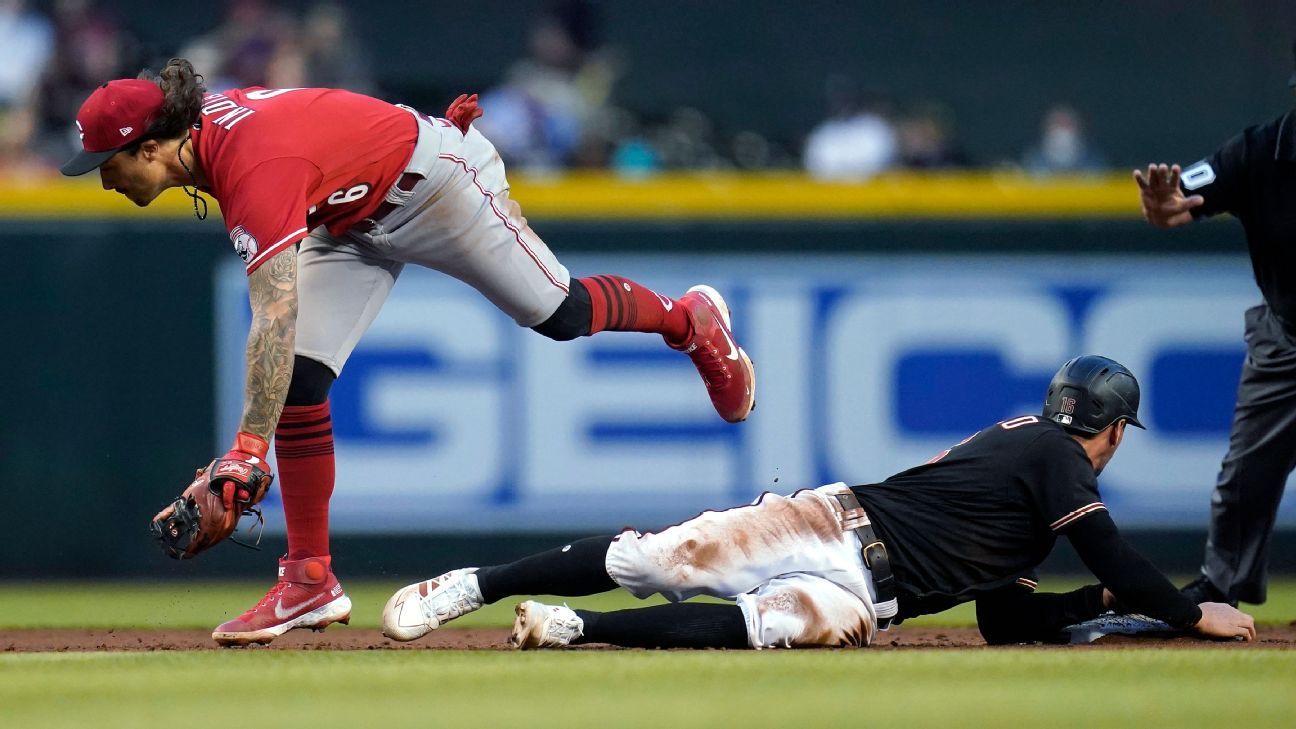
[309,184,372,215]
[327,184,371,205]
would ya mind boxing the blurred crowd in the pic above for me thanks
[0,0,374,175]
[0,0,1109,179]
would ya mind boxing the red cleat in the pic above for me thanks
[212,556,351,646]
[668,285,756,423]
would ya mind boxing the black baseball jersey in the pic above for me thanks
[850,416,1103,618]
[1180,110,1296,328]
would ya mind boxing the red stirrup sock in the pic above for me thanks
[275,401,336,560]
[578,275,691,341]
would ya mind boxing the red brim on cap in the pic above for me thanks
[60,146,121,176]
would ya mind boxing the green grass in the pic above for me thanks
[0,579,1293,728]
[1,650,1294,729]
[2,577,1293,630]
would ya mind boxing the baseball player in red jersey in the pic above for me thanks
[60,59,755,646]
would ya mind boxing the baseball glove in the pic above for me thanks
[150,458,272,560]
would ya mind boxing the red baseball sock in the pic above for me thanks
[578,275,691,341]
[275,401,335,561]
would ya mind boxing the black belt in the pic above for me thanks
[833,491,898,626]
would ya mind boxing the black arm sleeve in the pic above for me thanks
[975,584,1107,645]
[1182,120,1263,220]
[1063,510,1202,629]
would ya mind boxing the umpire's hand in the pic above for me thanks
[1194,602,1257,641]
[1133,163,1204,228]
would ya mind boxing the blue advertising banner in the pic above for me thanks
[217,254,1291,532]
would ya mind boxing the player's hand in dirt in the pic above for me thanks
[445,93,482,134]
[1193,601,1257,641]
[1133,163,1204,229]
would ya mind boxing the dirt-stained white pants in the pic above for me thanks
[295,113,572,374]
[605,483,889,649]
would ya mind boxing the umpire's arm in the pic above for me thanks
[1135,124,1250,228]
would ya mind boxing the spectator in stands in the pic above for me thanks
[731,129,783,171]
[30,0,140,167]
[582,105,653,173]
[651,106,726,170]
[1021,103,1107,175]
[295,1,375,94]
[896,101,969,169]
[475,0,618,171]
[178,0,297,91]
[0,102,39,173]
[803,75,898,180]
[610,134,660,176]
[260,1,374,94]
[0,0,53,172]
[0,0,52,108]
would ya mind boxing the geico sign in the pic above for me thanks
[216,256,1264,528]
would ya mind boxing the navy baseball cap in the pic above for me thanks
[60,79,165,176]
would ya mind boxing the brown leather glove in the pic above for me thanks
[150,437,273,560]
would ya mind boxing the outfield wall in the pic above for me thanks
[5,175,1293,577]
[214,254,1282,533]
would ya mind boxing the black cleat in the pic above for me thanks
[1180,575,1236,607]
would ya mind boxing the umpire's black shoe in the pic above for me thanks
[1181,575,1236,607]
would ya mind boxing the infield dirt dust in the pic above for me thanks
[4,625,1294,652]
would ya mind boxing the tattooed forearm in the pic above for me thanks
[239,250,298,440]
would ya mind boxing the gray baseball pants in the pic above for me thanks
[294,113,572,374]
[1203,303,1296,604]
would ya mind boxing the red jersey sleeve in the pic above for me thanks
[222,157,323,274]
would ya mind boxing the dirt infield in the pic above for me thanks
[4,624,1294,652]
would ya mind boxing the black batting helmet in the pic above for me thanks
[1042,355,1146,434]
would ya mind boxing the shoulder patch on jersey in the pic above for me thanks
[1181,160,1215,190]
[230,226,259,263]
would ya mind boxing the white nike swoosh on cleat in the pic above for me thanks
[718,324,740,360]
[275,592,326,620]
[655,293,674,312]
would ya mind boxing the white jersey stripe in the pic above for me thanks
[245,227,310,272]
[1049,502,1107,531]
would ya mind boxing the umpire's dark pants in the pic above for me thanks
[1204,303,1296,604]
